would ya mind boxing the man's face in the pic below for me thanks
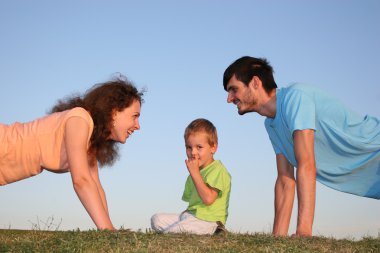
[226,75,258,115]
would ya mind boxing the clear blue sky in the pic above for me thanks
[1,1,379,239]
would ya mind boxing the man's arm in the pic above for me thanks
[293,129,316,236]
[273,154,296,236]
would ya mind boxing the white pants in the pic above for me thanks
[151,211,218,235]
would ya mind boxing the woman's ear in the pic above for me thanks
[110,109,117,127]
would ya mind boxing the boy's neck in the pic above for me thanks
[200,158,215,170]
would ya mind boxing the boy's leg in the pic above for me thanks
[164,212,218,235]
[151,213,181,232]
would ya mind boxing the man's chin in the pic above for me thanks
[238,109,248,115]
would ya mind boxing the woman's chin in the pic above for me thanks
[112,135,129,144]
[115,137,127,144]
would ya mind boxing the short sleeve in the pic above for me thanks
[65,107,94,145]
[265,119,282,154]
[204,168,230,196]
[182,176,192,202]
[283,89,316,134]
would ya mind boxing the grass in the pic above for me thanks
[1,229,379,253]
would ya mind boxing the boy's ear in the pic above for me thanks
[211,144,218,154]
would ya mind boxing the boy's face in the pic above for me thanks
[185,132,217,169]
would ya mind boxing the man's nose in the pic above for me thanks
[227,93,233,103]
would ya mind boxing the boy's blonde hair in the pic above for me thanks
[184,118,218,146]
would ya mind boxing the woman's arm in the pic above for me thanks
[89,163,109,216]
[65,117,114,230]
[185,159,218,206]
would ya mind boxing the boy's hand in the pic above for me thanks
[185,158,219,206]
[185,158,200,175]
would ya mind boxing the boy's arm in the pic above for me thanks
[185,159,218,206]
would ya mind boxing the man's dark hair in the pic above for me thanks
[223,56,277,94]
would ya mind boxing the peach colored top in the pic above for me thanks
[0,107,94,185]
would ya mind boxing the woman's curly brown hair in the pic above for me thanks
[50,76,144,167]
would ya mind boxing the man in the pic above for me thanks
[223,56,380,237]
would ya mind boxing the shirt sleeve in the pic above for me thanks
[65,107,94,145]
[181,176,191,202]
[265,119,282,154]
[204,168,229,197]
[282,88,316,134]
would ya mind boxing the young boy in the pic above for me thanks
[151,118,231,235]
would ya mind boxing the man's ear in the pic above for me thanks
[251,76,262,89]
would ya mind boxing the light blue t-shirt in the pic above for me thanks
[265,83,380,199]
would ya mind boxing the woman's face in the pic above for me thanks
[109,99,141,143]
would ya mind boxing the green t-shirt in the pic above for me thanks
[182,160,231,224]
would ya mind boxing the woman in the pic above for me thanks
[0,76,144,230]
